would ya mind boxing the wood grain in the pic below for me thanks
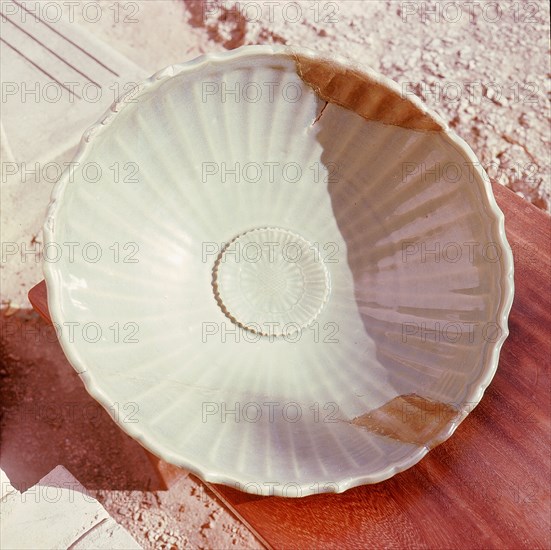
[28,183,550,549]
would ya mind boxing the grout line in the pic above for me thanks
[1,11,102,88]
[66,517,110,550]
[0,36,82,99]
[9,0,120,78]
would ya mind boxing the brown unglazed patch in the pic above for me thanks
[291,53,444,132]
[351,394,460,448]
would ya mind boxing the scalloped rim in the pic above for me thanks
[43,45,515,497]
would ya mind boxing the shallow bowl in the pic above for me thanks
[44,45,514,497]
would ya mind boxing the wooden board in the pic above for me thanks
[28,182,551,549]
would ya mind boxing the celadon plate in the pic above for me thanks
[43,45,514,497]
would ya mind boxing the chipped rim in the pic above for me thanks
[43,45,515,497]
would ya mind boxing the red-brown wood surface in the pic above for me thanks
[29,183,550,549]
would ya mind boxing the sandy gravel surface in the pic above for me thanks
[76,0,550,208]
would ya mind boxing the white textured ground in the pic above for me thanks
[1,1,549,548]
[78,0,550,208]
